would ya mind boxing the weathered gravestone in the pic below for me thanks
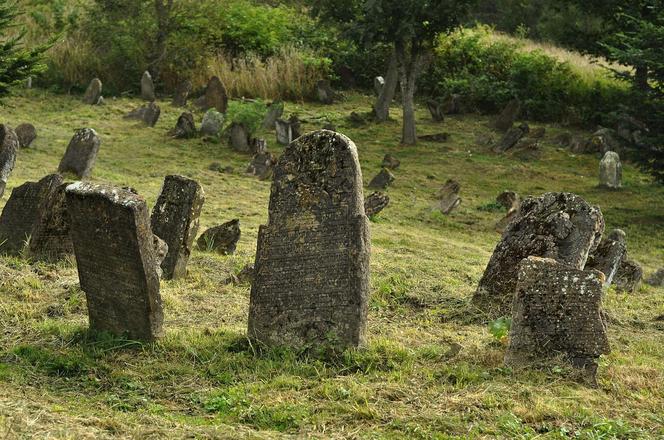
[229,122,251,153]
[426,98,445,122]
[614,258,643,293]
[172,80,192,107]
[65,182,163,341]
[15,123,37,148]
[58,128,101,179]
[495,190,520,233]
[505,257,610,385]
[262,101,284,130]
[494,99,521,132]
[196,76,228,113]
[493,123,529,153]
[275,116,301,145]
[0,124,19,198]
[150,175,205,280]
[374,76,385,96]
[82,78,103,105]
[171,112,196,139]
[197,219,241,255]
[585,229,627,287]
[364,192,389,217]
[510,138,541,161]
[248,130,371,349]
[246,151,276,180]
[124,101,161,127]
[437,179,461,215]
[381,154,400,170]
[200,109,224,137]
[316,80,335,104]
[0,174,72,260]
[646,268,664,287]
[368,168,395,190]
[473,192,605,318]
[141,71,156,101]
[599,151,622,189]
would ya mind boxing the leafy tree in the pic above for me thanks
[0,0,49,98]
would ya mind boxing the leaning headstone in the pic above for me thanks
[437,179,461,214]
[200,109,224,137]
[0,124,19,198]
[124,101,161,127]
[316,80,335,104]
[248,130,370,349]
[493,123,529,153]
[65,182,163,341]
[15,123,37,148]
[82,78,103,105]
[494,99,521,132]
[614,259,643,293]
[57,128,101,179]
[585,229,627,287]
[426,99,445,122]
[229,122,251,153]
[506,257,610,385]
[646,268,664,287]
[495,190,520,233]
[172,80,192,107]
[246,151,276,180]
[374,76,385,96]
[262,101,284,130]
[196,76,228,113]
[368,168,395,189]
[197,219,241,255]
[141,71,156,101]
[473,192,605,318]
[150,175,205,280]
[599,151,622,189]
[364,192,389,217]
[171,112,196,139]
[381,154,400,170]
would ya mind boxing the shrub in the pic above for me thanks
[226,100,267,135]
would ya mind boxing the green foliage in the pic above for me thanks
[227,100,267,135]
[488,317,511,341]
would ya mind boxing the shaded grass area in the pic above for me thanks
[0,90,663,438]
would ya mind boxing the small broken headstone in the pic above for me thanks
[473,192,605,318]
[197,219,241,255]
[57,128,101,179]
[495,190,520,233]
[614,258,643,293]
[494,99,521,132]
[246,151,276,180]
[15,123,37,148]
[426,98,445,122]
[82,78,103,105]
[65,182,163,341]
[141,71,156,101]
[200,109,224,137]
[645,268,664,287]
[364,192,389,217]
[172,80,192,107]
[196,76,228,113]
[437,179,461,214]
[381,154,400,170]
[151,175,205,280]
[248,130,370,349]
[585,229,627,287]
[262,100,284,130]
[316,79,335,104]
[229,122,251,153]
[368,168,395,190]
[124,101,161,127]
[599,151,622,189]
[171,112,197,139]
[0,124,19,198]
[493,123,529,153]
[506,256,610,385]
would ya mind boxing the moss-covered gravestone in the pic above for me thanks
[58,128,101,179]
[248,130,371,349]
[65,182,163,341]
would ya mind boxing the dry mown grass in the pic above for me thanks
[0,90,663,438]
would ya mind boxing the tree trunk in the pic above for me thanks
[151,0,173,82]
[373,49,398,122]
[396,43,424,145]
[635,65,649,91]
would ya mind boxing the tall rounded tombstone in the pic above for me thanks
[65,183,163,341]
[248,130,371,350]
[599,151,622,189]
[472,192,605,319]
[141,71,156,101]
[82,78,103,105]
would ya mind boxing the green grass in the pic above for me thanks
[0,89,663,438]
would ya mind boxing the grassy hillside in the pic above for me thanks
[0,90,663,438]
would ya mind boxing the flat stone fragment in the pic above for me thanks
[262,100,284,130]
[494,99,521,131]
[150,175,205,280]
[585,229,627,287]
[364,192,389,217]
[57,128,101,179]
[368,168,394,189]
[15,123,37,148]
[141,71,156,101]
[82,78,103,105]
[599,151,622,189]
[197,219,241,255]
[381,154,400,169]
[248,129,371,349]
[196,76,228,113]
[506,257,610,384]
[0,124,19,198]
[124,102,160,127]
[437,179,461,214]
[614,258,642,293]
[473,192,605,318]
[418,132,449,143]
[645,268,664,287]
[171,112,196,139]
[65,182,163,341]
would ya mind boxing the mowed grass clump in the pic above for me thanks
[0,90,663,438]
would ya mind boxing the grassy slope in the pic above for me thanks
[0,90,663,439]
